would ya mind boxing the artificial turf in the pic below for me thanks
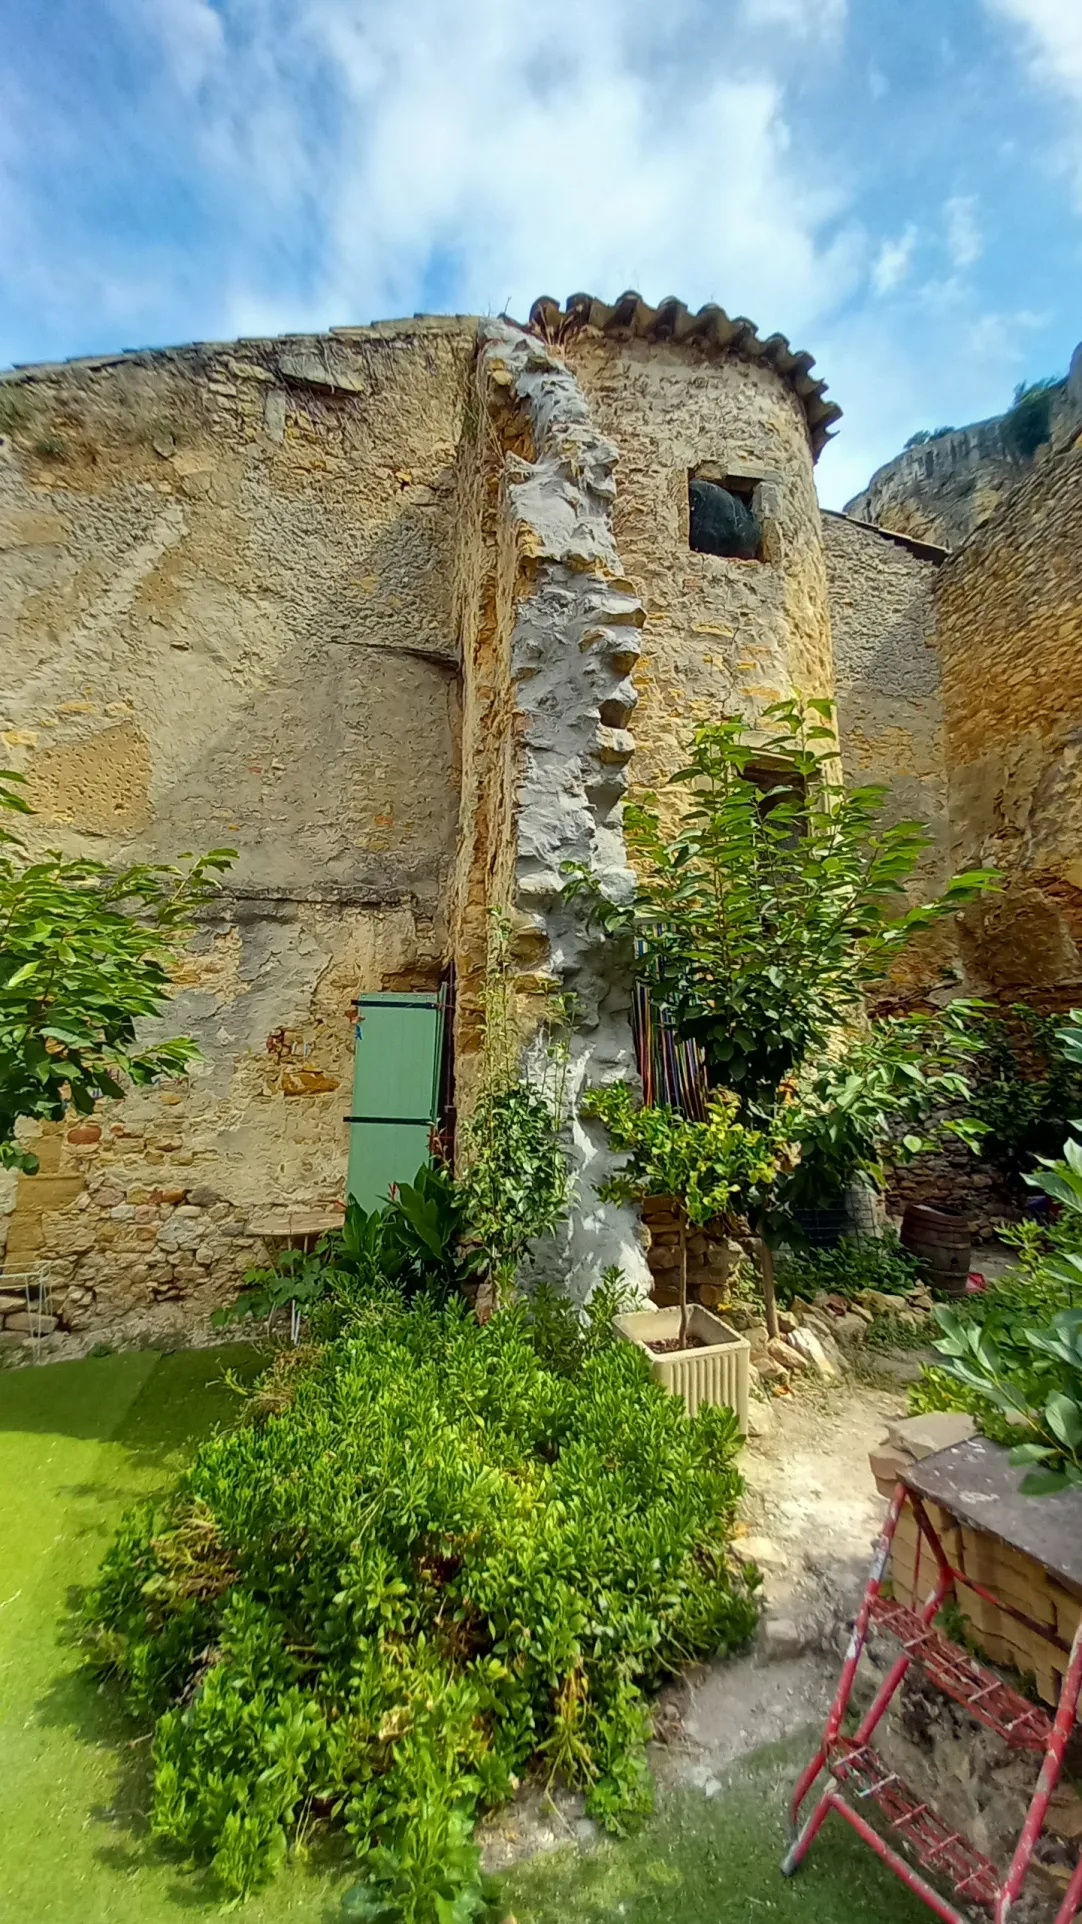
[0,1345,927,1924]
[501,1747,928,1924]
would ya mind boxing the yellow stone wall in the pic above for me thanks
[0,320,471,1340]
[561,333,835,811]
[933,440,1082,997]
[824,510,958,994]
[0,308,862,1340]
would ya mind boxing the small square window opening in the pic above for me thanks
[688,473,764,560]
[738,761,808,848]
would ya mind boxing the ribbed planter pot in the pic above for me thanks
[615,1305,750,1431]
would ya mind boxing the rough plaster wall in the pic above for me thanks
[472,321,652,1300]
[824,511,957,993]
[560,335,834,817]
[933,440,1082,998]
[0,320,469,1336]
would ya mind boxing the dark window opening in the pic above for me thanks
[740,760,805,811]
[688,473,763,559]
[740,760,807,844]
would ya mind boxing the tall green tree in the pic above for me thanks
[568,701,996,1338]
[0,771,233,1171]
[567,699,994,1111]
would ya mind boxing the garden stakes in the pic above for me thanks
[784,1451,1082,1923]
[2,1264,54,1359]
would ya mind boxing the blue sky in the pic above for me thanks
[2,0,1081,504]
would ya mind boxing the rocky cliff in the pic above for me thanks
[845,342,1082,549]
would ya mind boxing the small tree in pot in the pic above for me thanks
[581,1082,784,1346]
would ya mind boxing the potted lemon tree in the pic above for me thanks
[582,1081,783,1427]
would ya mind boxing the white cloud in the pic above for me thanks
[104,0,861,343]
[150,0,225,97]
[2,0,1061,518]
[739,0,846,35]
[984,1,1082,199]
[987,0,1082,91]
[944,193,982,268]
[871,225,918,295]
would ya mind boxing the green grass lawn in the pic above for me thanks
[501,1747,928,1924]
[0,1346,927,1924]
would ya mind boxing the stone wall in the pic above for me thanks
[640,1197,744,1310]
[0,297,862,1338]
[0,320,471,1340]
[561,332,835,810]
[825,510,957,995]
[933,438,1082,999]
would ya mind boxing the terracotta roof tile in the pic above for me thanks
[525,289,841,459]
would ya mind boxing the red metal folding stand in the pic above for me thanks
[783,1480,1082,1921]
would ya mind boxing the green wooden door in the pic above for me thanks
[346,993,445,1211]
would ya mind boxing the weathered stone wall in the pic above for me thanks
[0,319,471,1340]
[448,355,529,1101]
[0,298,870,1337]
[933,438,1082,999]
[824,510,957,995]
[560,333,835,811]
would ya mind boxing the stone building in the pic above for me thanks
[831,346,1082,1009]
[1,289,1079,1342]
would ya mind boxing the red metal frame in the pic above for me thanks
[783,1480,1082,1921]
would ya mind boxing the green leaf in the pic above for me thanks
[1019,1469,1071,1496]
[340,1885,396,1921]
[1044,1393,1082,1452]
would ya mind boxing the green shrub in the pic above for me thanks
[910,1099,1082,1477]
[213,1165,466,1339]
[775,1231,922,1307]
[965,1002,1082,1182]
[931,1303,1082,1494]
[83,1297,758,1917]
[1004,378,1061,460]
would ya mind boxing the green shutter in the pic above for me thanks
[346,993,445,1211]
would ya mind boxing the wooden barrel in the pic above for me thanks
[901,1203,972,1295]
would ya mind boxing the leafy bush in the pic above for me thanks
[0,770,233,1170]
[83,1297,758,1917]
[775,1231,923,1307]
[904,426,956,449]
[213,1164,465,1337]
[910,1237,1082,1435]
[457,1078,571,1299]
[564,700,993,1111]
[965,1002,1082,1182]
[931,1304,1082,1494]
[778,1006,986,1213]
[911,1074,1082,1481]
[1004,377,1061,460]
[583,1082,783,1341]
[455,913,573,1303]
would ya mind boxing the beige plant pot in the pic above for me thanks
[615,1304,750,1431]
